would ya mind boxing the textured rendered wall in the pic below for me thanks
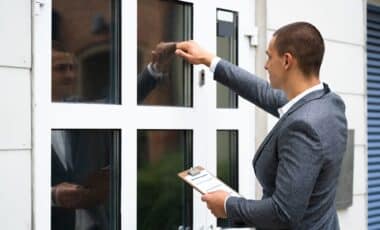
[0,0,32,229]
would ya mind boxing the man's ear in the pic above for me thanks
[283,53,293,70]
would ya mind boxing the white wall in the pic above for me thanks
[0,0,368,229]
[265,0,367,229]
[0,0,32,229]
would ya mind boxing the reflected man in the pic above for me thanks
[51,41,177,230]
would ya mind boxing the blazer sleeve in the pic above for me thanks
[214,59,288,117]
[226,120,324,229]
[137,67,159,103]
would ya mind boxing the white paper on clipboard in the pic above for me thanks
[178,166,241,197]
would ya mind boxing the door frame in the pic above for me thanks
[32,0,256,229]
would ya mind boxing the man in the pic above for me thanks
[51,42,110,230]
[51,130,111,230]
[175,22,347,229]
[51,41,78,102]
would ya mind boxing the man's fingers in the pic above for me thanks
[201,194,213,210]
[175,49,193,62]
[175,41,189,50]
[161,42,177,54]
[151,51,158,63]
[175,49,186,57]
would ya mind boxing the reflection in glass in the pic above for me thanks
[52,0,120,103]
[138,130,192,229]
[138,0,193,106]
[217,130,238,228]
[51,130,120,230]
[217,10,238,108]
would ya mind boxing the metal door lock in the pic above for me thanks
[199,69,206,86]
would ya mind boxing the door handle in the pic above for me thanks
[199,69,206,86]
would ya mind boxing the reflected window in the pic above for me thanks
[52,0,120,104]
[217,130,238,228]
[217,9,238,108]
[51,129,120,230]
[138,0,193,106]
[138,130,192,230]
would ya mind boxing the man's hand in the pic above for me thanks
[175,40,216,66]
[53,182,88,209]
[201,190,229,218]
[151,42,177,73]
[53,178,109,209]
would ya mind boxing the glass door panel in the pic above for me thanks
[137,130,192,230]
[52,0,120,104]
[216,9,238,108]
[217,130,239,228]
[137,0,193,106]
[51,129,120,230]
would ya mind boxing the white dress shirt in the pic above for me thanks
[210,57,222,73]
[277,82,324,117]
[52,130,73,171]
[147,63,164,79]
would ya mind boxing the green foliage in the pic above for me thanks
[137,153,186,230]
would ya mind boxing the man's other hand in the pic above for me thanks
[53,182,88,209]
[175,40,215,66]
[53,180,109,209]
[151,42,177,73]
[201,190,229,218]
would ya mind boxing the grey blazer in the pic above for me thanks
[214,60,347,230]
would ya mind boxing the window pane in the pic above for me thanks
[217,130,238,228]
[138,130,192,229]
[51,129,120,230]
[138,0,193,106]
[52,0,120,104]
[217,10,238,108]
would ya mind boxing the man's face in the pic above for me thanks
[264,37,286,89]
[52,50,77,101]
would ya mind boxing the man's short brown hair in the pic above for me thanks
[273,22,325,77]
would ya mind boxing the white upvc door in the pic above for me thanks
[190,1,256,229]
[32,0,256,229]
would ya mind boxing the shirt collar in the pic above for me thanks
[278,82,324,118]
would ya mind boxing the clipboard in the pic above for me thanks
[178,166,241,197]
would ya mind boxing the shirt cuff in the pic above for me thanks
[209,57,221,72]
[51,187,58,207]
[224,194,231,216]
[147,63,164,79]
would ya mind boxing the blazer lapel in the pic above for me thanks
[253,114,286,167]
[285,83,330,117]
[253,83,330,168]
